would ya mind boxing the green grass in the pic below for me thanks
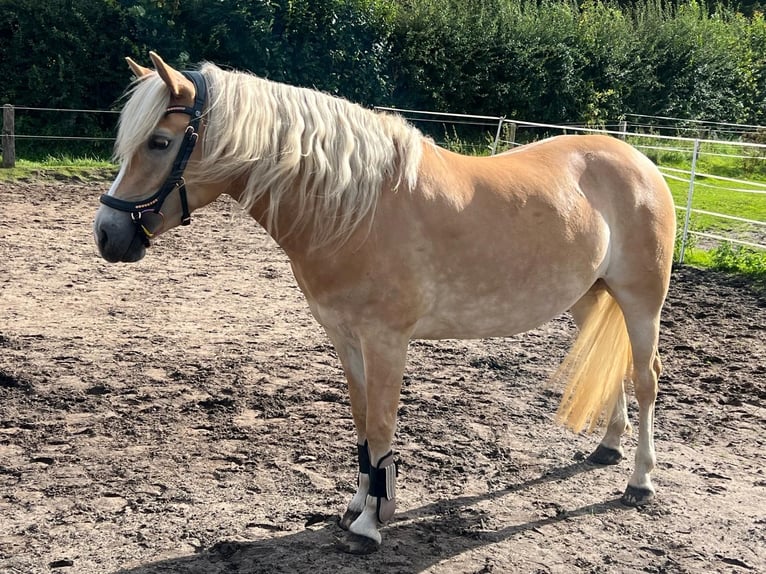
[666,175,765,233]
[637,139,766,225]
[637,138,766,286]
[0,156,117,182]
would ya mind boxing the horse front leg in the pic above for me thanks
[340,329,409,554]
[324,330,370,530]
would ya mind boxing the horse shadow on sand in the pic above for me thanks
[116,461,631,574]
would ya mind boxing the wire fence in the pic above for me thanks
[1,104,118,166]
[623,113,766,139]
[3,104,765,260]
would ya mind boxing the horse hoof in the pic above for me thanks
[339,509,361,531]
[621,485,655,507]
[587,445,623,466]
[335,532,380,555]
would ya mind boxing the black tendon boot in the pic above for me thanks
[368,451,397,523]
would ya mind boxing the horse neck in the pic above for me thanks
[226,178,315,257]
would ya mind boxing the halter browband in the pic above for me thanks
[99,70,207,246]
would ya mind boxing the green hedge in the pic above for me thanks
[1,0,765,158]
[388,0,766,125]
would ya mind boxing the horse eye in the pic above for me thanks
[148,137,171,151]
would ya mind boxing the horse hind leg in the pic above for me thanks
[607,285,666,506]
[622,315,662,506]
[569,284,631,466]
[588,381,630,465]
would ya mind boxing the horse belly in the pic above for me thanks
[410,260,600,340]
[412,299,573,340]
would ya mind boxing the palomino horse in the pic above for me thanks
[94,52,676,553]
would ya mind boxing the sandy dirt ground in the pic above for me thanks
[0,180,764,574]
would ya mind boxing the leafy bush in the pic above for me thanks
[710,242,766,279]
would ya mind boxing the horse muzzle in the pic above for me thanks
[93,206,148,263]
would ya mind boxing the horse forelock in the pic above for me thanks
[196,63,425,249]
[113,75,171,166]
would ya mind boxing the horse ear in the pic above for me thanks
[148,51,189,99]
[125,57,152,79]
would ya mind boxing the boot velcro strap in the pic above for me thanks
[357,441,371,475]
[369,452,397,500]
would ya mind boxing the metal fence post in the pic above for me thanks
[2,104,15,168]
[679,138,700,264]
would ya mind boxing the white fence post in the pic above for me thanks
[679,138,701,264]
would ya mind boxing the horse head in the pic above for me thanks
[94,52,216,262]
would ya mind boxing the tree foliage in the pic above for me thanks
[387,0,766,125]
[1,0,765,157]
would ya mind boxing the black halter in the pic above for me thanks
[100,71,207,246]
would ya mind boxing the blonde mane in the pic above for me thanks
[115,63,425,249]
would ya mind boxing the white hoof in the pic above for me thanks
[348,499,382,545]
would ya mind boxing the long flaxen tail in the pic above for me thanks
[554,290,633,433]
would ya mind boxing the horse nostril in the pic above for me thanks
[98,229,109,250]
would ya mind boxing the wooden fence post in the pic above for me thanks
[490,116,506,155]
[507,122,517,148]
[618,119,627,140]
[2,104,15,168]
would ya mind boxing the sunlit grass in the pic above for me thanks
[0,156,117,182]
[665,176,765,234]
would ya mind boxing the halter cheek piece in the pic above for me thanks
[99,71,207,247]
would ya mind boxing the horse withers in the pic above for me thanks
[93,52,676,553]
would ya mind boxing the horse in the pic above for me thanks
[93,52,676,554]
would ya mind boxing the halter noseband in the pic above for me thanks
[99,71,207,246]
